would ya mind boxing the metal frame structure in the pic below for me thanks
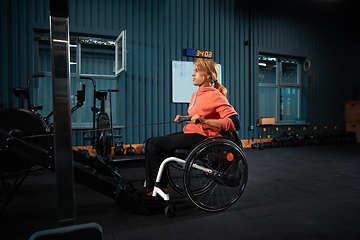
[49,0,76,226]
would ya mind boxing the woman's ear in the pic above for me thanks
[206,74,212,81]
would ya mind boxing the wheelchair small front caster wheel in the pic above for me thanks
[165,204,176,218]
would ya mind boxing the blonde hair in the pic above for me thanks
[193,58,227,97]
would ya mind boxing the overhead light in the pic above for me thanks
[259,63,266,66]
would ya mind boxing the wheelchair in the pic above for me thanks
[151,131,248,217]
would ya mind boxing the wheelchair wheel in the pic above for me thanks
[183,138,248,212]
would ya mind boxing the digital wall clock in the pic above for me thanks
[184,48,213,58]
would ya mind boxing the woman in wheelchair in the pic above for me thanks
[137,58,240,203]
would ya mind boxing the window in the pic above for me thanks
[115,30,127,75]
[258,55,302,123]
[33,31,126,129]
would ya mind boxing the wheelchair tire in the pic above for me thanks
[183,138,248,212]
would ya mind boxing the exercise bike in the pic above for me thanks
[79,76,121,160]
[7,74,46,112]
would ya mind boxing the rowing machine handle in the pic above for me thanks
[178,117,191,122]
[178,117,200,124]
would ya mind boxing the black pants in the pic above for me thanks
[144,132,207,189]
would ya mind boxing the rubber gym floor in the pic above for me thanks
[1,143,360,240]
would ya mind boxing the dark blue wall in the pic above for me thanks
[1,0,359,145]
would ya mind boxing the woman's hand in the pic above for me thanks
[191,114,205,124]
[192,114,221,128]
[174,115,186,124]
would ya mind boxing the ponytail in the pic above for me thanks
[213,80,227,97]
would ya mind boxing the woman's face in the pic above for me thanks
[192,65,210,87]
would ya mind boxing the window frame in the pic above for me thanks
[115,30,127,76]
[33,31,126,129]
[257,52,305,124]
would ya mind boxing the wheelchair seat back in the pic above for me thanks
[221,130,243,149]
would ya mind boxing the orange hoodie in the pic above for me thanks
[183,87,238,138]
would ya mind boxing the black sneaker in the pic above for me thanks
[137,188,152,195]
[137,189,166,204]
